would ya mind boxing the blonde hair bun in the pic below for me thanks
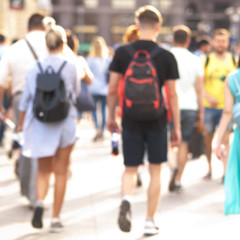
[46,25,66,51]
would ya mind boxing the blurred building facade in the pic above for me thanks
[0,0,51,43]
[52,0,240,50]
[1,0,240,50]
[0,0,37,42]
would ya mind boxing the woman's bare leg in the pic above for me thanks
[52,144,74,218]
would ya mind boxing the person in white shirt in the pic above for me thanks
[0,13,47,207]
[0,13,48,158]
[0,32,9,146]
[169,25,204,192]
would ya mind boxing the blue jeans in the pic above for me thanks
[92,95,106,133]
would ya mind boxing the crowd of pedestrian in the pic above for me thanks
[0,4,240,237]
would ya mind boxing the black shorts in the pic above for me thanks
[122,126,167,167]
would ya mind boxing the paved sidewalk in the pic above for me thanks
[0,119,240,240]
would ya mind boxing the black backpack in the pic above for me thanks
[123,45,163,121]
[33,61,70,122]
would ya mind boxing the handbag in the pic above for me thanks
[188,122,205,159]
[76,80,96,111]
[233,75,240,129]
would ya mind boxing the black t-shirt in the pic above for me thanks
[109,40,179,132]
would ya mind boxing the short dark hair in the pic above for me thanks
[66,29,79,54]
[135,5,162,25]
[196,36,210,49]
[0,33,6,44]
[173,25,191,45]
[28,12,45,31]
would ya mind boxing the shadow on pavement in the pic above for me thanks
[13,232,53,240]
[0,178,17,187]
[132,177,224,219]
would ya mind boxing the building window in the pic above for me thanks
[112,0,135,9]
[10,0,24,9]
[85,0,98,8]
[75,0,84,5]
[74,13,98,44]
[111,14,134,43]
[150,0,172,11]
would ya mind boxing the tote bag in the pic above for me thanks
[76,80,95,111]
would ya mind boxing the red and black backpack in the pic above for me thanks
[122,44,164,121]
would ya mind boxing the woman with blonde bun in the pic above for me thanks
[18,25,79,233]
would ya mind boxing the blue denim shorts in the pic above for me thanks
[122,126,167,167]
[169,110,197,142]
[204,108,233,134]
[204,108,222,134]
[180,110,198,142]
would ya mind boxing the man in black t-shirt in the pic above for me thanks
[107,5,181,236]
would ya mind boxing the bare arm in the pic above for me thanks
[0,86,6,122]
[166,80,181,146]
[83,67,94,84]
[214,77,234,159]
[107,71,121,133]
[82,61,94,84]
[195,76,204,125]
[0,86,5,109]
[203,90,219,108]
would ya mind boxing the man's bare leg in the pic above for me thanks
[205,133,214,178]
[147,164,162,219]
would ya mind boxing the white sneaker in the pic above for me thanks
[50,219,64,233]
[144,220,159,236]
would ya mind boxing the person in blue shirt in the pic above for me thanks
[87,36,112,141]
[194,35,211,57]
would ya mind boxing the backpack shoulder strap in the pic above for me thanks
[25,38,39,61]
[237,55,240,69]
[57,61,67,74]
[231,52,236,66]
[205,55,210,69]
[37,62,44,74]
